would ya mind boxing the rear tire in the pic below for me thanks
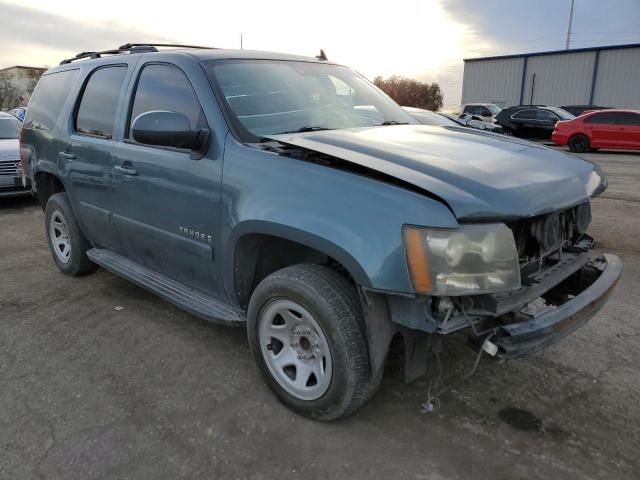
[247,264,371,421]
[45,192,97,276]
[569,134,590,153]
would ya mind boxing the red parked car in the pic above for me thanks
[552,109,640,152]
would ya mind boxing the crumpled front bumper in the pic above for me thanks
[494,253,622,359]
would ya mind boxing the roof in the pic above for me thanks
[464,42,640,63]
[51,46,332,71]
[0,65,47,73]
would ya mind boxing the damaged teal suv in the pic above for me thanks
[21,44,621,420]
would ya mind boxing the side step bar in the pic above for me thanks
[87,248,245,326]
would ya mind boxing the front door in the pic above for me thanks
[616,112,640,149]
[586,112,622,148]
[111,62,224,297]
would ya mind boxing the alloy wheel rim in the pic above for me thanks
[50,210,71,264]
[259,299,332,400]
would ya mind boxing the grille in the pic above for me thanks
[508,203,591,266]
[0,160,19,176]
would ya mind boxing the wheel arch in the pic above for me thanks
[34,170,67,210]
[226,220,371,309]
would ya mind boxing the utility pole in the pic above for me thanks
[565,0,575,50]
[240,33,243,50]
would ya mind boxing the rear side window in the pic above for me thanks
[585,112,618,124]
[537,110,557,121]
[513,109,536,120]
[615,112,640,126]
[129,63,205,138]
[24,69,79,130]
[75,66,127,138]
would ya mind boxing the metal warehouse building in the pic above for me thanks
[461,43,640,109]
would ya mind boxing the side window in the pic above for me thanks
[513,109,536,120]
[479,107,491,116]
[585,112,617,124]
[537,110,558,121]
[129,63,205,138]
[615,112,640,126]
[24,69,79,130]
[463,106,473,114]
[75,66,127,138]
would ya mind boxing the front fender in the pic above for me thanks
[219,136,459,299]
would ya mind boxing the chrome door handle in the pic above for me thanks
[114,165,138,176]
[59,152,76,160]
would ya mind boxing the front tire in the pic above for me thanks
[45,192,97,276]
[247,264,370,421]
[569,134,590,153]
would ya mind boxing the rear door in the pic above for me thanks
[615,112,640,148]
[584,112,621,147]
[510,109,537,137]
[61,63,132,249]
[111,61,225,296]
[535,110,559,137]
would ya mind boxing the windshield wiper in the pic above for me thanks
[276,126,334,134]
[376,121,409,126]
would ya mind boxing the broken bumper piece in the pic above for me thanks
[493,253,622,359]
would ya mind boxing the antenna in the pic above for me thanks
[316,49,328,61]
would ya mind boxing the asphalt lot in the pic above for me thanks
[1,147,639,480]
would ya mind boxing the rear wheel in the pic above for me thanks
[45,193,97,276]
[247,264,371,421]
[569,134,590,153]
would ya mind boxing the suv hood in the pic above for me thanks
[267,125,601,220]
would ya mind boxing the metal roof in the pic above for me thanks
[464,42,640,63]
[0,65,47,73]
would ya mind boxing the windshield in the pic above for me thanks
[204,60,416,140]
[0,117,21,139]
[487,104,501,115]
[548,107,575,120]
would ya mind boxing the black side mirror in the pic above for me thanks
[131,111,209,158]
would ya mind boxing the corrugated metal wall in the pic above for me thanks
[462,46,640,109]
[593,48,640,108]
[462,58,524,106]
[522,52,596,105]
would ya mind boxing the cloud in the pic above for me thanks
[0,1,175,67]
[441,0,640,59]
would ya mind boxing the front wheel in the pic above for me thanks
[569,134,590,153]
[247,264,371,421]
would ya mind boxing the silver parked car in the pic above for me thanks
[0,112,30,197]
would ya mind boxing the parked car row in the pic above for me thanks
[456,102,640,152]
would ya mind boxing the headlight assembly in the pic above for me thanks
[585,170,602,197]
[403,224,521,295]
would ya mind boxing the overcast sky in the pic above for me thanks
[1,0,639,106]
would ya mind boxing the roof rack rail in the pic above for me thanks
[60,43,215,65]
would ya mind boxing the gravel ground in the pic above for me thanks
[1,147,639,480]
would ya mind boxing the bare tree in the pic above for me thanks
[373,75,443,111]
[0,72,22,111]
